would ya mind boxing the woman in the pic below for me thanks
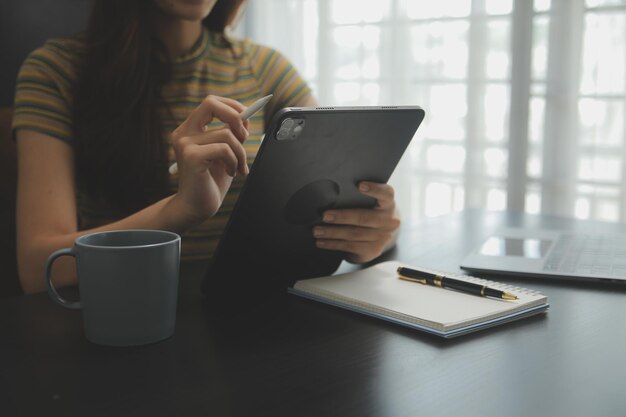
[13,0,400,294]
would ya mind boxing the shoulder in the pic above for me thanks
[242,39,288,66]
[238,39,298,81]
[13,35,85,143]
[20,34,85,83]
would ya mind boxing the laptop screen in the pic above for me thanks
[479,237,553,259]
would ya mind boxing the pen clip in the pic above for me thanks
[398,275,427,285]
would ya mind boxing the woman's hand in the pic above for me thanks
[313,182,401,264]
[170,95,249,223]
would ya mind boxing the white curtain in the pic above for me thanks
[240,0,626,225]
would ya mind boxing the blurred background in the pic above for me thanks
[2,0,626,227]
[242,0,626,226]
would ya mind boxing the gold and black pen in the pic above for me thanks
[397,266,518,300]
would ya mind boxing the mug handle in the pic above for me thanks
[45,248,81,310]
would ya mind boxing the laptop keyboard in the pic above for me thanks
[543,233,626,277]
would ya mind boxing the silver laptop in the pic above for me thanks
[460,228,626,283]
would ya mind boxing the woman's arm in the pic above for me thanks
[16,131,194,294]
[17,95,249,294]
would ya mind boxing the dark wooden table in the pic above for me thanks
[2,209,626,417]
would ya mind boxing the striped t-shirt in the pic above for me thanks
[12,28,312,260]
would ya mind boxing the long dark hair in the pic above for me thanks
[72,0,242,216]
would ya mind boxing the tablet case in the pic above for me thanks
[201,106,425,302]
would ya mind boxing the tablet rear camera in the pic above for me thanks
[276,118,305,140]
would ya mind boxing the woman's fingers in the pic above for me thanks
[182,142,239,177]
[169,95,251,223]
[321,208,393,229]
[315,239,384,261]
[358,182,395,210]
[176,95,248,141]
[177,128,248,176]
[313,225,386,242]
[212,95,247,113]
[313,182,400,264]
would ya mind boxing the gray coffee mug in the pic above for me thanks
[45,229,181,346]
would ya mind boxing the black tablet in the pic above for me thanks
[201,106,425,301]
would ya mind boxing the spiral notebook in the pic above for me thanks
[289,261,549,338]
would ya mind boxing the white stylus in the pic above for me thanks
[168,94,273,175]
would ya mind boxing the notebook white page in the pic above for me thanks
[292,261,548,333]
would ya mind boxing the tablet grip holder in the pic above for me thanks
[284,179,340,225]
